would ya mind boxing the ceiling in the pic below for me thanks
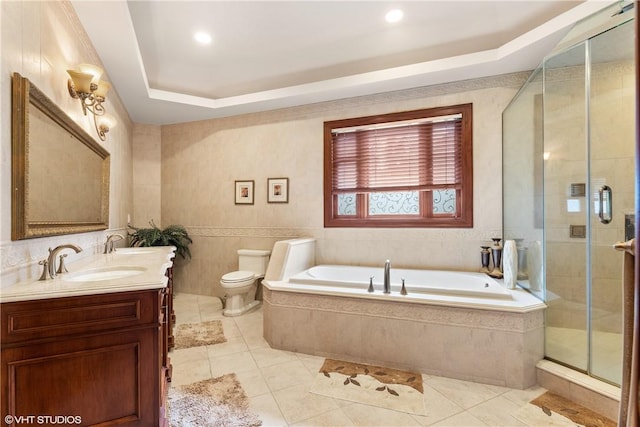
[70,1,615,126]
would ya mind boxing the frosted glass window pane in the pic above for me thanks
[337,193,356,215]
[369,192,419,215]
[433,189,456,214]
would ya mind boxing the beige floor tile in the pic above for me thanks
[261,359,316,392]
[169,345,209,366]
[198,296,224,320]
[234,307,264,328]
[296,353,326,375]
[171,293,562,427]
[234,367,272,398]
[244,331,273,349]
[412,383,464,426]
[169,359,211,387]
[199,308,226,322]
[340,402,422,426]
[173,293,201,303]
[291,407,356,426]
[251,346,299,368]
[501,385,547,406]
[207,335,249,358]
[272,384,340,424]
[209,351,259,376]
[173,309,202,325]
[467,396,527,426]
[248,392,288,427]
[219,318,244,338]
[431,411,489,426]
[425,376,502,410]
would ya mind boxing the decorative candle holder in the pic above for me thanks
[489,237,503,278]
[480,246,491,274]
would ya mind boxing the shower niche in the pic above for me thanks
[503,2,635,386]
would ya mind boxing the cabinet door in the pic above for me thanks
[2,330,159,426]
[1,290,163,427]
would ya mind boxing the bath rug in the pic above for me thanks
[168,373,261,427]
[513,391,615,427]
[174,320,227,349]
[309,358,425,416]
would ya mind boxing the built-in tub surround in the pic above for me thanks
[262,238,546,389]
[0,246,176,303]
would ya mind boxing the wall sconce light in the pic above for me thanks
[67,63,117,141]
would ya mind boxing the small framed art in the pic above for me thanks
[267,178,289,203]
[235,180,255,205]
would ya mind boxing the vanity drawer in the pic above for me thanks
[1,290,161,346]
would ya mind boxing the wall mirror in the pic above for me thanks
[12,72,110,240]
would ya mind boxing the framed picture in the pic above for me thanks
[267,177,289,203]
[235,180,254,205]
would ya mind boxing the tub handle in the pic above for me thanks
[368,276,375,293]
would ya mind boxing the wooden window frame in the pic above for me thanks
[323,104,473,228]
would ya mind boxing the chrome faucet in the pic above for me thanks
[104,233,125,254]
[48,244,82,278]
[383,259,391,294]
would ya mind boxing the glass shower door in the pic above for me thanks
[543,42,589,373]
[588,19,635,385]
[543,18,634,386]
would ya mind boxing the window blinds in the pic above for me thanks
[331,117,462,193]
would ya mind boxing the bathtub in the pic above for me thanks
[289,264,512,300]
[261,239,546,389]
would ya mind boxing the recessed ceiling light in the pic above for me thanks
[193,31,212,45]
[385,9,404,23]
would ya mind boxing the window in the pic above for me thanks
[324,104,473,228]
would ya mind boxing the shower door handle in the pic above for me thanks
[598,185,612,224]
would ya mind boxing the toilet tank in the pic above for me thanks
[237,249,271,277]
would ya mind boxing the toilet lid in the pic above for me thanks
[221,270,255,283]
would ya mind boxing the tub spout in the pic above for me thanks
[383,260,391,294]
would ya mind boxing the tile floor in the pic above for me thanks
[170,293,559,426]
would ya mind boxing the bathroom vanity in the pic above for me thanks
[0,247,176,426]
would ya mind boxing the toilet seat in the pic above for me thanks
[221,271,255,288]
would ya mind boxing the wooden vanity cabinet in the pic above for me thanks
[1,287,171,426]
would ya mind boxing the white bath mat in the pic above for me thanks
[309,359,425,416]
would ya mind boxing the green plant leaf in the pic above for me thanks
[128,220,192,259]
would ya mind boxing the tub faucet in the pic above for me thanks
[104,233,125,254]
[383,259,391,294]
[48,244,82,279]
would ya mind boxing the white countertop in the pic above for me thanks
[0,246,176,303]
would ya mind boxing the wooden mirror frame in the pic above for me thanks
[11,72,110,240]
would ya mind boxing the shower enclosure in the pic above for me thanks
[503,2,635,386]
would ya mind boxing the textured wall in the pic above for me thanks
[0,1,133,287]
[160,73,530,296]
[133,123,162,227]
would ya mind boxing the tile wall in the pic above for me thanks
[0,1,134,287]
[158,74,530,296]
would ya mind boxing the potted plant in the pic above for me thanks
[128,220,192,260]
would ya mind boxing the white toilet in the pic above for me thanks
[220,249,271,317]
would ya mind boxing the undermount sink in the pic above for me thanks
[63,266,147,282]
[112,248,157,255]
